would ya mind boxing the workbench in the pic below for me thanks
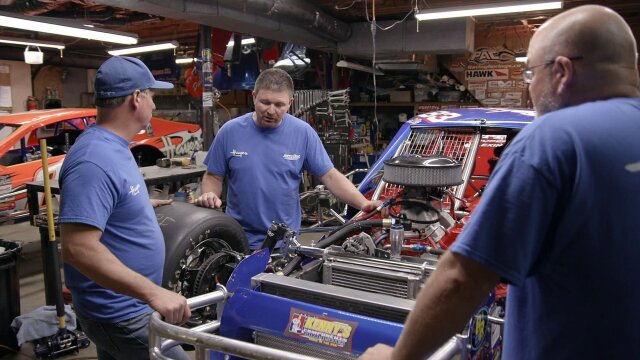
[26,164,207,305]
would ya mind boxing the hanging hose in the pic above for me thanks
[329,193,399,236]
[315,219,382,248]
[281,256,303,276]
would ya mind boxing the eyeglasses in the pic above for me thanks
[522,56,584,84]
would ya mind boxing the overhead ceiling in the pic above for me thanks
[0,0,638,67]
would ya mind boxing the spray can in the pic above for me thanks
[390,222,404,260]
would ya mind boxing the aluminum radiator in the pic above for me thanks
[322,250,437,300]
[252,273,414,323]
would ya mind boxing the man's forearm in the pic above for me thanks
[392,252,499,360]
[321,168,368,209]
[201,172,223,196]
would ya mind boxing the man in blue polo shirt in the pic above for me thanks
[360,5,640,360]
[195,68,380,249]
[59,56,190,360]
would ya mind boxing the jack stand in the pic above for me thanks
[32,137,91,359]
[33,328,90,359]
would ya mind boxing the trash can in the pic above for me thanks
[0,240,21,355]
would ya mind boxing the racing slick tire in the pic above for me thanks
[155,202,249,294]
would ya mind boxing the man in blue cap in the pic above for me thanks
[59,56,190,360]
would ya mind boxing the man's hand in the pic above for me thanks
[195,192,222,208]
[361,199,383,213]
[147,287,191,325]
[150,199,172,208]
[358,344,394,359]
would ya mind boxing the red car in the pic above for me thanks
[0,108,201,217]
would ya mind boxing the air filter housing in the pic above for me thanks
[383,155,463,187]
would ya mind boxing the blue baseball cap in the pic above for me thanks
[94,56,173,99]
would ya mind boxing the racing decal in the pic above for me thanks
[413,110,462,124]
[469,305,489,353]
[480,135,507,148]
[173,135,202,156]
[151,130,203,158]
[160,136,174,158]
[500,98,522,107]
[467,82,487,91]
[484,108,536,117]
[488,80,516,89]
[479,99,501,106]
[284,308,358,351]
[504,92,523,99]
[468,47,516,64]
[465,69,509,81]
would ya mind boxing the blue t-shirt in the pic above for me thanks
[59,125,164,323]
[450,98,640,358]
[204,113,333,248]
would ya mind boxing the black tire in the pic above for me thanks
[155,202,249,294]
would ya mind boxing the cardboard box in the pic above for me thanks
[389,90,412,103]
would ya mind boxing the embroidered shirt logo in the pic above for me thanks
[231,149,248,158]
[283,153,301,161]
[625,161,640,173]
[129,184,141,196]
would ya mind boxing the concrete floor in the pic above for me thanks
[0,220,326,360]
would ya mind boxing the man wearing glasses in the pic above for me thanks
[361,5,640,359]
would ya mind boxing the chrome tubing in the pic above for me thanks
[427,335,467,360]
[149,285,322,360]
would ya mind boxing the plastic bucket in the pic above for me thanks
[0,240,22,354]
[24,46,43,65]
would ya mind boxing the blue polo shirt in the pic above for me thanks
[59,125,164,323]
[450,98,640,358]
[204,113,333,248]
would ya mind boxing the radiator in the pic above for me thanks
[322,250,436,300]
[252,273,414,323]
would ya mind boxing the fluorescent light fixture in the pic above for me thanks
[377,62,431,72]
[108,41,178,56]
[0,10,138,45]
[337,60,383,76]
[0,36,65,50]
[274,57,310,68]
[227,38,256,47]
[176,58,197,64]
[415,1,562,20]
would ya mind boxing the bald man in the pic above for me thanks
[360,5,640,360]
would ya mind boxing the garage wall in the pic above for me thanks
[62,67,89,108]
[447,25,533,109]
[0,60,32,113]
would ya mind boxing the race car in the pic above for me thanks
[0,108,201,218]
[151,108,536,359]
